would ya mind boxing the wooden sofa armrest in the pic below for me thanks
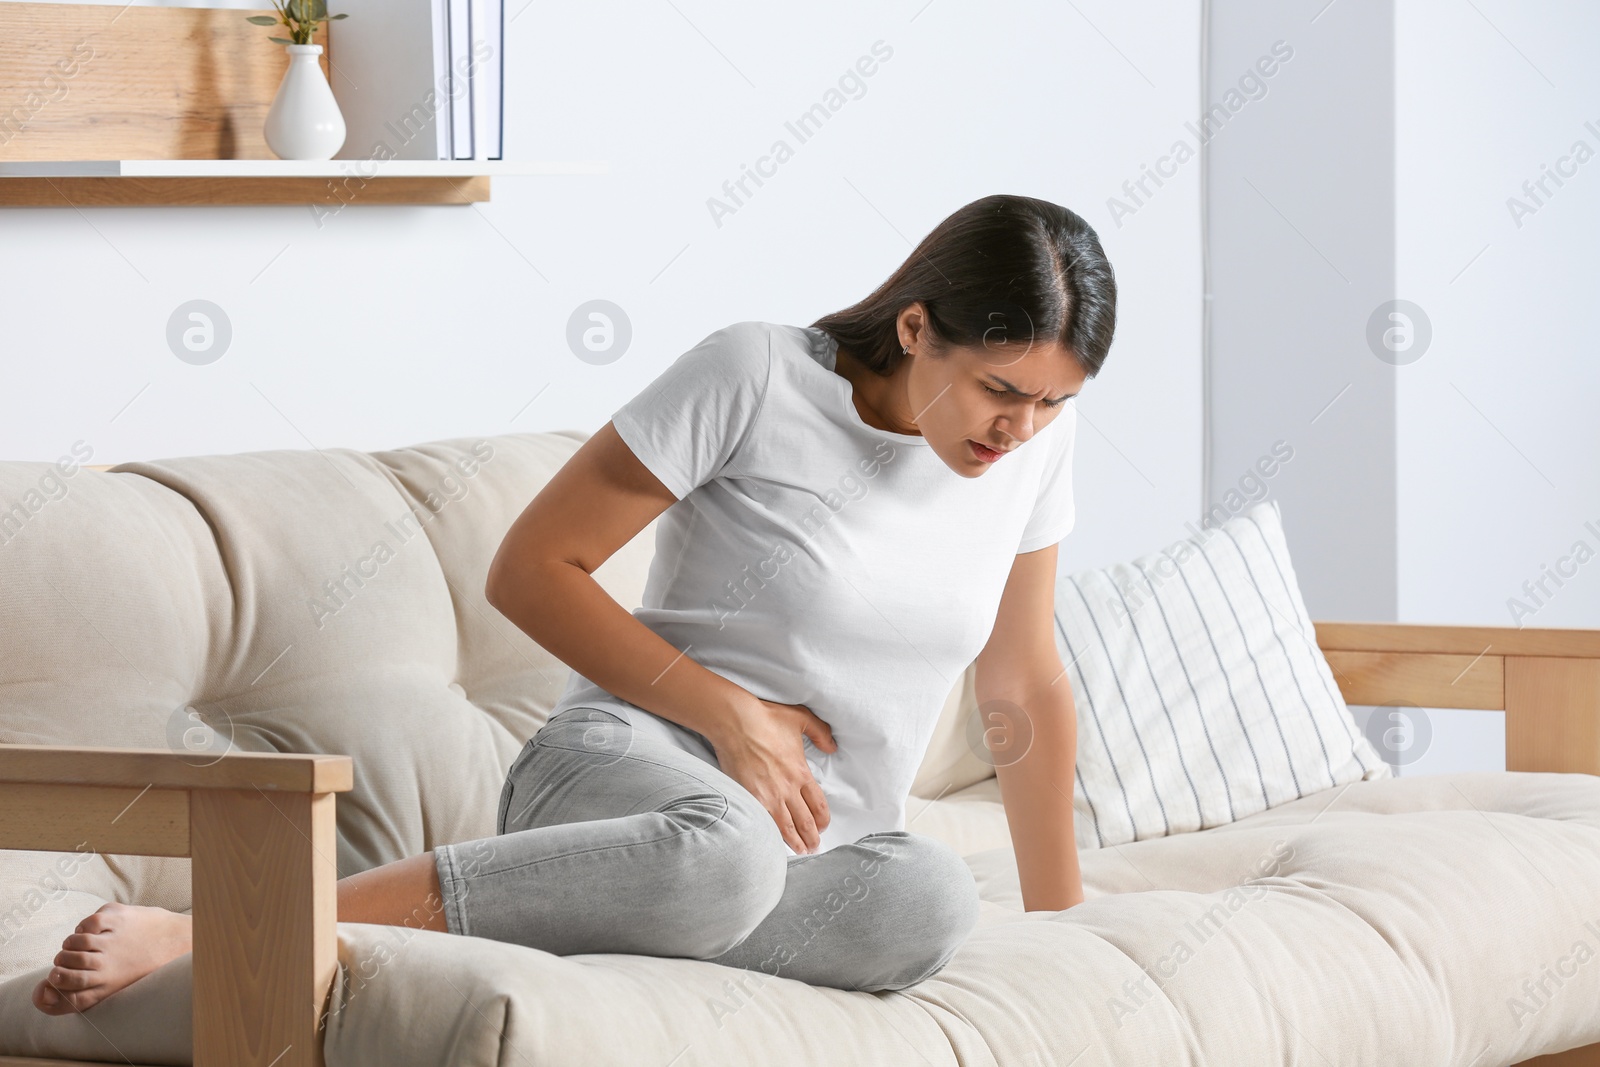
[1315,621,1600,778]
[0,744,353,1067]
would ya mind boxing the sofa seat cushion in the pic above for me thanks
[4,769,1597,1066]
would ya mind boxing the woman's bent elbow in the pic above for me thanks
[484,554,521,613]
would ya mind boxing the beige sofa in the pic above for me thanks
[1,430,1598,1067]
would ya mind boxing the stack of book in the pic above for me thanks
[330,0,504,161]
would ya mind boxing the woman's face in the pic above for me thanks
[904,328,1087,478]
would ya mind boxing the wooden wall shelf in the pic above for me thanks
[0,159,608,207]
[0,3,606,207]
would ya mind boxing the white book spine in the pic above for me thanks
[448,0,473,158]
[468,0,503,159]
[325,0,448,162]
[431,0,451,157]
[490,0,504,159]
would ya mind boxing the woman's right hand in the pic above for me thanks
[710,695,837,854]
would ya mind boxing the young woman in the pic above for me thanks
[34,193,1116,1014]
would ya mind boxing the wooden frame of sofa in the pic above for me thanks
[0,621,1596,1066]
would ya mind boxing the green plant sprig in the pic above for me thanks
[246,0,346,46]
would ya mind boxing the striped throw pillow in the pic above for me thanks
[1053,500,1390,849]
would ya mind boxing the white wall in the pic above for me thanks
[1396,0,1600,632]
[1387,0,1600,778]
[1204,0,1398,624]
[1204,0,1598,779]
[0,0,1204,576]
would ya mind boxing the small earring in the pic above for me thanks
[902,344,910,356]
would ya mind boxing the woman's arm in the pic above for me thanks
[974,543,1085,911]
[485,422,837,853]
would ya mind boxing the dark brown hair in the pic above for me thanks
[811,194,1117,378]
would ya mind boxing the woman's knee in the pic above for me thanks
[654,789,789,958]
[853,831,979,989]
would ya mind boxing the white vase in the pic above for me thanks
[263,43,346,160]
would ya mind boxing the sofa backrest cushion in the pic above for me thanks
[0,434,648,970]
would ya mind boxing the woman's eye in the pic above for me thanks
[984,382,1068,409]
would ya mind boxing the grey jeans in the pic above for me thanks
[432,707,980,992]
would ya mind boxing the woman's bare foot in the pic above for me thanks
[31,902,193,1015]
[30,854,446,1016]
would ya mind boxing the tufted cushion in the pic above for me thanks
[4,771,1599,1065]
[0,432,660,980]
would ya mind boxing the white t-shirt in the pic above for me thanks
[551,320,1077,852]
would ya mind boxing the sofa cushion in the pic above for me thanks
[909,657,992,801]
[4,769,1597,1066]
[0,433,657,983]
[1055,499,1391,849]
